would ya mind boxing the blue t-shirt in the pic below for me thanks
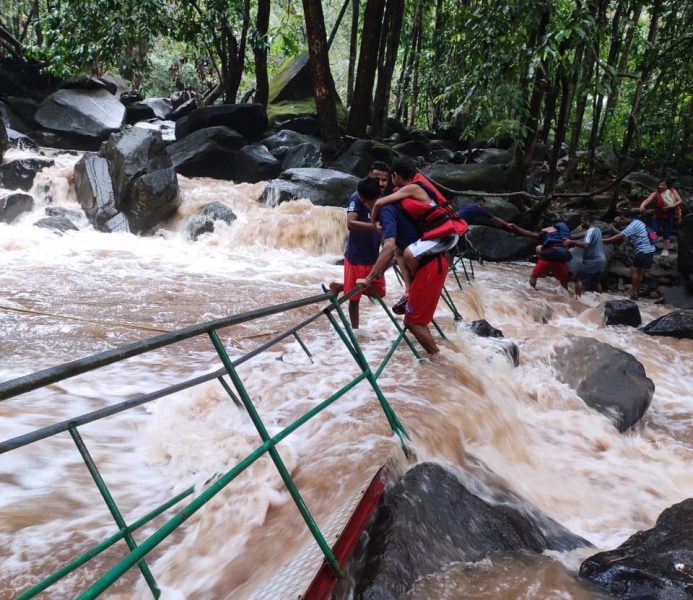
[622,219,655,254]
[344,192,382,265]
[457,204,492,224]
[581,226,606,273]
[379,204,420,251]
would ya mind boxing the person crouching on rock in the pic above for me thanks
[508,220,572,289]
[328,175,386,329]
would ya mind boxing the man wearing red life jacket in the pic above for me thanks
[369,157,468,313]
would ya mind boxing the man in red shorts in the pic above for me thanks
[357,185,448,354]
[329,169,389,328]
[510,221,571,289]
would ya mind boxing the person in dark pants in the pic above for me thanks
[457,196,513,229]
[563,213,605,297]
[603,210,656,300]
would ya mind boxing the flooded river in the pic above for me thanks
[1,150,692,599]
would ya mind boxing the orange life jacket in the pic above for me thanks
[400,181,469,241]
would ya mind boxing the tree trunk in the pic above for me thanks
[408,0,426,128]
[253,0,270,106]
[372,0,404,136]
[508,3,552,191]
[347,0,359,106]
[302,0,342,150]
[430,0,446,125]
[539,84,559,144]
[568,48,595,157]
[347,0,386,136]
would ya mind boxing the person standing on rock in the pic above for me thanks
[329,165,390,328]
[356,178,449,355]
[639,180,683,257]
[563,213,605,296]
[603,210,656,300]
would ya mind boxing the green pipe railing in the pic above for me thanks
[2,274,464,599]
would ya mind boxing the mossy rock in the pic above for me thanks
[267,97,347,128]
[268,54,312,104]
[472,119,520,149]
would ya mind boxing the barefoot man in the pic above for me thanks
[329,165,390,328]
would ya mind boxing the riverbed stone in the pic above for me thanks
[73,154,119,230]
[187,201,236,240]
[604,299,641,327]
[0,157,54,191]
[553,335,654,431]
[350,463,588,600]
[580,498,693,599]
[35,88,125,141]
[166,126,244,179]
[331,139,396,177]
[469,319,504,338]
[422,163,507,192]
[465,225,535,261]
[261,168,359,208]
[641,309,693,339]
[231,144,281,183]
[100,128,179,233]
[6,128,38,151]
[175,103,267,143]
[0,192,33,223]
[33,215,79,234]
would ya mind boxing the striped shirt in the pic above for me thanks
[622,219,655,254]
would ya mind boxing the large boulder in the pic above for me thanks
[73,154,126,232]
[580,498,693,599]
[166,126,244,179]
[6,128,39,151]
[186,201,236,241]
[604,299,642,327]
[0,119,7,162]
[231,144,281,183]
[279,142,322,170]
[174,104,267,143]
[100,128,179,233]
[350,463,588,600]
[267,97,347,130]
[0,157,54,191]
[465,225,535,261]
[553,335,654,431]
[421,163,507,193]
[0,192,33,223]
[261,129,319,152]
[268,53,312,104]
[678,211,693,287]
[260,168,359,207]
[332,139,396,177]
[5,96,39,129]
[35,88,125,144]
[641,309,693,339]
[125,98,173,124]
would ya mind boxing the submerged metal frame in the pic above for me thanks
[0,278,464,599]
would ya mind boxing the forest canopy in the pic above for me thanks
[1,0,691,176]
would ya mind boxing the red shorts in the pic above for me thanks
[531,259,569,286]
[344,258,386,302]
[404,254,449,325]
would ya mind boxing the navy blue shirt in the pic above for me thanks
[344,192,382,264]
[379,204,420,251]
[457,203,492,224]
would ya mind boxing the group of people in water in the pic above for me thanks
[329,158,684,354]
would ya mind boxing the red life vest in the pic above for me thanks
[413,173,447,205]
[399,181,469,241]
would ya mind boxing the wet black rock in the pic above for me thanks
[6,128,38,151]
[0,157,54,191]
[580,498,693,599]
[125,98,173,124]
[261,168,359,208]
[100,128,179,233]
[0,119,7,162]
[678,212,693,288]
[175,103,267,143]
[279,142,322,170]
[33,215,79,234]
[166,126,244,179]
[422,163,508,193]
[465,225,535,261]
[331,139,395,178]
[35,88,125,142]
[553,335,654,431]
[44,206,85,223]
[168,97,197,122]
[641,309,693,339]
[469,319,504,338]
[73,154,119,230]
[187,201,236,241]
[231,144,281,183]
[656,285,693,309]
[0,192,34,223]
[604,299,641,327]
[350,463,588,600]
[5,96,39,129]
[261,129,319,152]
[393,139,430,159]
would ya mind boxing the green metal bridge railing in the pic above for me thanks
[0,280,463,599]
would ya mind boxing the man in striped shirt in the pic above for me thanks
[603,210,656,300]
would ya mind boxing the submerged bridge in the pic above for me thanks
[0,262,470,599]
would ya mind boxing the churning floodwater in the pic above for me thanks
[1,149,692,599]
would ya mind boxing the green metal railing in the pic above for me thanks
[0,280,463,599]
